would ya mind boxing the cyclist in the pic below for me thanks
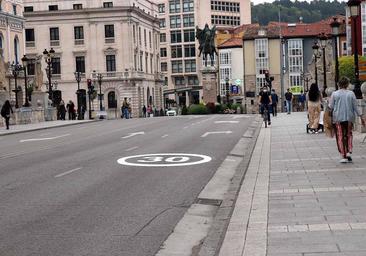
[258,85,272,125]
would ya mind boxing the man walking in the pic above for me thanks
[285,88,293,114]
[271,89,278,116]
[258,86,272,125]
[1,100,13,130]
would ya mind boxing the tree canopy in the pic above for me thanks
[251,0,346,25]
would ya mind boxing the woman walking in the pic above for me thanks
[306,83,322,133]
[329,77,366,163]
[1,100,13,130]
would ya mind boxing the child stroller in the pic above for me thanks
[306,110,324,133]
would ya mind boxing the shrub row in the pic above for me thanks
[185,102,243,115]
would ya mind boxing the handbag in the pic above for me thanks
[323,108,334,138]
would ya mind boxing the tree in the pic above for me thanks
[338,56,366,84]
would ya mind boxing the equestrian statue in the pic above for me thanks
[196,24,218,67]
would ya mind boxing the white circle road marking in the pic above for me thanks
[117,153,212,167]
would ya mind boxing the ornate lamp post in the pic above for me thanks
[43,48,55,103]
[97,72,103,111]
[10,62,23,108]
[312,41,320,87]
[347,0,362,98]
[318,33,328,97]
[301,72,312,92]
[74,71,82,120]
[330,17,341,90]
[21,55,30,107]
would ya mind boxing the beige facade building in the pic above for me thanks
[156,0,251,106]
[23,0,163,118]
[0,0,25,91]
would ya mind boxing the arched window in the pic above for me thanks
[108,91,116,108]
[14,37,19,63]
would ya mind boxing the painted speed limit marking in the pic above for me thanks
[117,153,212,167]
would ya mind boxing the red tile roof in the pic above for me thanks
[218,37,243,48]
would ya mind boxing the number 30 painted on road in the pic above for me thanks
[117,153,212,167]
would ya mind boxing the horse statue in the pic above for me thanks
[196,24,218,67]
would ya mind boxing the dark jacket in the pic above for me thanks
[1,103,13,118]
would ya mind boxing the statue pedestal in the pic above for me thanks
[31,91,48,109]
[201,67,218,104]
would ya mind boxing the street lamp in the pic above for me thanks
[330,17,341,90]
[21,55,30,107]
[96,72,104,111]
[318,33,328,97]
[301,72,312,92]
[347,0,362,98]
[43,48,55,104]
[10,62,23,108]
[225,77,230,105]
[312,41,320,87]
[74,71,83,120]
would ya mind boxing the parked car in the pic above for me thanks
[166,108,177,116]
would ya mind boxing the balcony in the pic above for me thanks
[26,41,35,48]
[50,40,60,47]
[105,38,115,44]
[74,39,84,45]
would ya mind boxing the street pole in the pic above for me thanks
[14,71,19,108]
[98,73,103,111]
[75,72,82,120]
[334,37,339,89]
[353,16,362,98]
[24,66,29,107]
[322,46,327,97]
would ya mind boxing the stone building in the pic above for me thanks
[156,0,251,106]
[0,0,25,101]
[23,0,163,118]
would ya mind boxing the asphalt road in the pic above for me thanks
[0,114,256,256]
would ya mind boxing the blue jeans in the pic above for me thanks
[286,100,292,113]
[123,108,129,119]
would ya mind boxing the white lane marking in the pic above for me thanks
[117,153,212,167]
[55,167,83,178]
[232,116,249,119]
[121,131,145,139]
[201,131,232,138]
[125,146,139,152]
[161,134,169,138]
[183,126,189,129]
[20,134,71,143]
[214,121,239,124]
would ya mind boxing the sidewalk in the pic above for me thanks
[0,119,96,136]
[219,112,366,256]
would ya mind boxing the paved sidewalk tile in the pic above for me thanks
[220,112,366,256]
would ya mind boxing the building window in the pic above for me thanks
[14,37,19,63]
[106,55,116,72]
[160,33,166,43]
[105,25,115,38]
[75,56,85,73]
[27,60,35,76]
[255,38,268,90]
[183,0,194,12]
[161,62,168,72]
[50,27,59,41]
[103,2,113,8]
[288,39,303,88]
[159,19,166,28]
[185,59,196,72]
[149,31,152,48]
[188,76,199,85]
[158,4,165,13]
[169,0,181,13]
[172,60,183,73]
[171,30,182,43]
[145,54,148,73]
[74,26,84,40]
[171,45,183,58]
[184,29,195,42]
[24,6,34,12]
[170,15,181,29]
[160,48,167,57]
[184,44,196,57]
[211,1,240,12]
[25,29,35,47]
[139,27,141,45]
[108,91,117,108]
[175,77,185,86]
[211,15,240,26]
[51,57,61,74]
[13,4,17,15]
[183,14,194,27]
[73,4,83,10]
[144,29,147,47]
[219,51,231,65]
[48,5,58,11]
[140,52,143,71]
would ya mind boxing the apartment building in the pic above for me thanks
[23,0,163,118]
[157,0,251,106]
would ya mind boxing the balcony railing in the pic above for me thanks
[26,41,35,47]
[105,37,115,44]
[50,40,60,46]
[74,39,84,45]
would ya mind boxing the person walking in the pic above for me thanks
[142,105,147,118]
[271,89,278,116]
[258,86,272,125]
[58,100,66,120]
[285,89,293,114]
[122,98,129,119]
[298,91,306,111]
[329,77,366,163]
[67,100,76,120]
[306,83,322,133]
[1,100,13,130]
